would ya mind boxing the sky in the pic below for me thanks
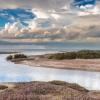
[0,0,70,9]
[0,0,100,42]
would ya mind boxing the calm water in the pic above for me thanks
[1,41,100,52]
[1,41,100,90]
[0,52,100,90]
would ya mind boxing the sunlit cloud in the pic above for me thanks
[77,6,100,16]
[0,0,100,42]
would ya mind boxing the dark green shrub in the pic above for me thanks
[6,55,12,60]
[77,50,100,59]
[64,52,76,59]
[14,54,27,59]
[6,54,27,61]
[49,80,67,86]
[48,52,76,60]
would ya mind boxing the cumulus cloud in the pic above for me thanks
[1,14,100,41]
[77,5,100,16]
[0,0,100,41]
[0,22,23,37]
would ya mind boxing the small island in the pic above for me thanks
[7,50,100,72]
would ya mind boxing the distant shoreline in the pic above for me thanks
[0,52,18,54]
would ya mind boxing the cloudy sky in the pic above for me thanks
[0,0,70,9]
[0,0,100,42]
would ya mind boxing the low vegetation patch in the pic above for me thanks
[6,54,27,61]
[49,80,67,86]
[0,85,8,90]
[48,50,100,60]
[49,80,89,92]
[0,81,95,100]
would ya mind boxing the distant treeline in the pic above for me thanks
[48,50,100,60]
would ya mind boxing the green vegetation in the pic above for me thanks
[6,54,27,61]
[48,50,100,60]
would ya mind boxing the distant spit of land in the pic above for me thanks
[7,50,100,72]
[0,51,18,54]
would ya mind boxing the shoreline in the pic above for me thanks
[0,51,18,54]
[12,54,100,72]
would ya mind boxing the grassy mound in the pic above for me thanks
[0,81,95,100]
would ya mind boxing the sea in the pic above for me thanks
[0,41,100,52]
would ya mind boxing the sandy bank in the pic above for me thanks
[12,54,100,72]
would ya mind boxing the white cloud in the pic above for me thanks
[51,13,61,20]
[32,9,49,19]
[0,1,100,42]
[0,21,24,37]
[1,14,100,42]
[77,5,100,16]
